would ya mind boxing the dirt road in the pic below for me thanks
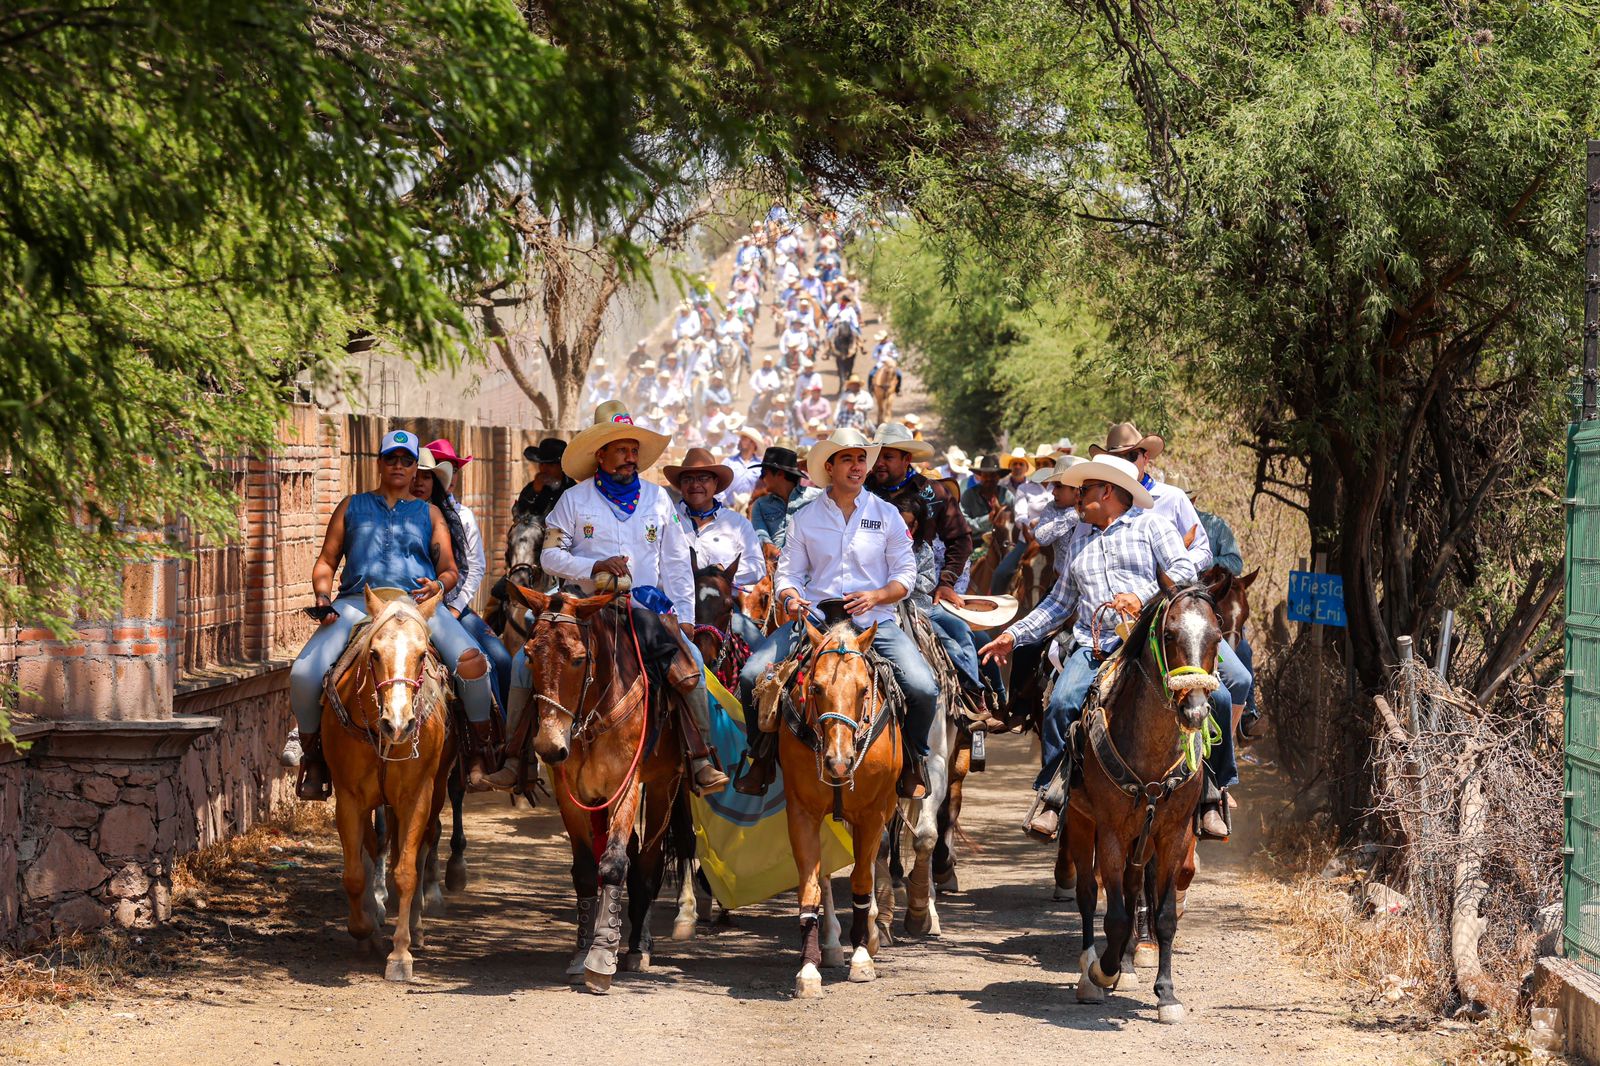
[6,739,1440,1066]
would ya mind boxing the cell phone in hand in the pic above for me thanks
[303,604,337,622]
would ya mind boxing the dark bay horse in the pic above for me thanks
[1065,575,1228,1024]
[508,584,688,993]
[690,553,750,692]
[485,511,545,643]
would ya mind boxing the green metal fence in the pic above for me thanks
[1565,421,1600,970]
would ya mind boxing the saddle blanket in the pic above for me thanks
[689,668,854,910]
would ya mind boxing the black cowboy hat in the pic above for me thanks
[523,438,567,464]
[812,598,854,629]
[757,445,803,479]
[970,453,1003,474]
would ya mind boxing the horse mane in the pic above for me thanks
[1103,581,1214,711]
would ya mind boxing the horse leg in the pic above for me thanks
[373,806,393,918]
[584,783,641,994]
[820,874,845,968]
[421,813,445,917]
[336,790,379,947]
[874,819,895,949]
[849,810,888,981]
[1133,861,1160,970]
[1054,826,1078,902]
[1068,807,1105,1003]
[889,811,907,912]
[557,801,600,982]
[934,756,966,891]
[905,772,942,935]
[787,801,826,998]
[1153,848,1187,1023]
[445,771,468,892]
[624,783,677,972]
[669,791,699,941]
[385,784,435,982]
[1083,830,1131,999]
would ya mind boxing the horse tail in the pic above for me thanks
[667,784,698,883]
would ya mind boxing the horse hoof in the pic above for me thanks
[893,884,909,910]
[670,918,697,942]
[795,964,823,999]
[904,909,932,936]
[848,947,876,983]
[875,922,893,950]
[933,868,958,892]
[384,957,414,983]
[621,951,651,973]
[927,914,943,937]
[821,946,846,969]
[1133,941,1159,969]
[444,858,468,893]
[1078,948,1093,973]
[565,952,589,981]
[1089,957,1121,991]
[423,886,445,916]
[583,970,613,995]
[1158,1003,1187,1024]
[1053,882,1076,902]
[1075,971,1106,1004]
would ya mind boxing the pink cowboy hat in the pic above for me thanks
[424,438,474,467]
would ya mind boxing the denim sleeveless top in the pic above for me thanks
[337,493,436,597]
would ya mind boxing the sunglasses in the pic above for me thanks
[380,451,418,467]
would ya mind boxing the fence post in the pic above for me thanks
[1584,139,1599,420]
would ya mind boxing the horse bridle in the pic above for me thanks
[350,607,431,762]
[808,643,884,782]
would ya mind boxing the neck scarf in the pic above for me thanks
[884,469,918,494]
[683,499,720,521]
[595,470,641,515]
[1140,472,1156,491]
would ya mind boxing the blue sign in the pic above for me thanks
[1288,570,1347,627]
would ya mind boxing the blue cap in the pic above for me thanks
[380,430,419,458]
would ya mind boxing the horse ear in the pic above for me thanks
[416,585,444,619]
[363,583,382,619]
[509,582,550,616]
[854,622,878,651]
[1240,568,1260,589]
[803,618,824,647]
[574,592,617,620]
[1204,570,1231,600]
[723,555,740,581]
[1156,569,1176,595]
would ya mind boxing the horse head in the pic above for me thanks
[1127,573,1229,734]
[802,619,879,781]
[361,584,439,743]
[509,583,615,764]
[1202,566,1257,644]
[504,512,546,589]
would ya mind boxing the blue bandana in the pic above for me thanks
[595,470,641,515]
[683,500,720,520]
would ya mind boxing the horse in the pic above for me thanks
[739,542,782,635]
[1063,575,1228,1023]
[870,356,898,424]
[967,504,1015,598]
[506,584,688,993]
[486,509,545,643]
[782,616,904,998]
[1200,565,1257,646]
[828,319,858,387]
[321,586,456,983]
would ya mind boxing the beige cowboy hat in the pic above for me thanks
[945,595,1019,629]
[663,447,735,493]
[874,329,889,341]
[1044,454,1088,483]
[1027,463,1058,485]
[873,422,935,461]
[1054,453,1154,509]
[737,425,767,449]
[807,427,882,487]
[563,400,670,480]
[903,413,922,428]
[1032,443,1058,465]
[1004,447,1033,474]
[1089,421,1165,461]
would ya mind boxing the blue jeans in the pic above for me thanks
[989,539,1027,596]
[1035,640,1249,791]
[730,609,764,648]
[289,592,493,733]
[459,609,512,714]
[738,618,939,756]
[929,605,984,692]
[1233,629,1258,718]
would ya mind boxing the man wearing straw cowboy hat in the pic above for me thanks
[979,451,1234,840]
[663,447,766,647]
[507,400,730,795]
[734,427,940,799]
[868,422,988,701]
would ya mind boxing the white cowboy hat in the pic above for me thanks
[1004,447,1033,474]
[1044,454,1088,483]
[737,425,766,448]
[903,413,922,427]
[806,427,882,487]
[1054,453,1154,509]
[874,329,889,341]
[943,595,1020,630]
[872,422,935,461]
[1027,464,1058,485]
[1055,436,1075,454]
[563,400,671,480]
[1032,443,1057,464]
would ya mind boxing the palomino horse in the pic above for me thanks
[1064,576,1227,1023]
[507,585,687,994]
[870,356,898,424]
[739,542,783,635]
[782,616,903,998]
[322,586,456,982]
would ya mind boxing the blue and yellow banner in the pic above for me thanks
[691,668,854,909]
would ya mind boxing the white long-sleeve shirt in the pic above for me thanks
[719,455,763,507]
[1147,477,1214,573]
[776,490,917,628]
[447,499,486,613]
[541,478,695,619]
[681,506,765,590]
[1011,480,1052,530]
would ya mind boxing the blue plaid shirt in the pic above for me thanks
[1006,507,1195,652]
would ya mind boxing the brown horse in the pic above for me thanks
[739,542,783,635]
[691,554,750,691]
[1064,576,1227,1023]
[507,584,687,993]
[322,586,456,983]
[782,618,903,998]
[870,356,898,424]
[968,504,1015,597]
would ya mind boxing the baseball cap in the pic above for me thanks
[380,430,419,458]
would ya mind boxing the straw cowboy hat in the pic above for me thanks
[945,445,971,474]
[1089,421,1165,461]
[737,425,766,449]
[663,447,734,493]
[1027,464,1059,485]
[874,329,889,341]
[1004,447,1033,474]
[1044,454,1088,483]
[562,400,670,480]
[1032,443,1057,465]
[903,413,922,428]
[1054,453,1154,509]
[873,422,935,461]
[1055,436,1075,455]
[806,428,882,487]
[944,594,1020,630]
[1162,471,1199,502]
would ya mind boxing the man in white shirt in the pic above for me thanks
[793,360,824,399]
[721,427,766,506]
[665,449,766,647]
[498,401,730,795]
[672,303,702,342]
[734,428,939,799]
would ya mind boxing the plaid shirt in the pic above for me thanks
[1006,507,1195,652]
